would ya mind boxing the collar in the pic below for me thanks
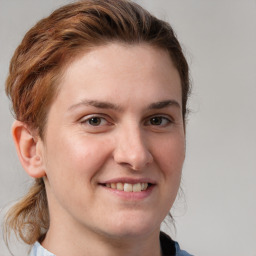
[30,232,180,256]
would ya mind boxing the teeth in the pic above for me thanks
[116,182,124,191]
[111,183,116,189]
[124,183,133,192]
[106,182,149,192]
[132,183,141,192]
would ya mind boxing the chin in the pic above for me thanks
[98,212,161,239]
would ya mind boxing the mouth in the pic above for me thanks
[102,182,152,192]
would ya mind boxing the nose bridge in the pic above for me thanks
[113,122,153,170]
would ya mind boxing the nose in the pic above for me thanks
[113,125,153,171]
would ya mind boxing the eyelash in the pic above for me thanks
[79,114,173,129]
[144,115,172,127]
[80,115,111,127]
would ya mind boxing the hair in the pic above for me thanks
[4,0,190,246]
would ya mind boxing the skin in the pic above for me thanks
[13,43,185,256]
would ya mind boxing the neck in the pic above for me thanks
[42,225,162,256]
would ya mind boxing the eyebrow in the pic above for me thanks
[148,100,181,110]
[68,100,122,112]
[68,99,180,112]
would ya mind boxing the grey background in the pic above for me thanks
[0,0,256,255]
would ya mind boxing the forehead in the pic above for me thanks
[54,43,181,108]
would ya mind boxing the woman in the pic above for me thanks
[4,0,192,255]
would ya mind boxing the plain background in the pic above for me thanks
[0,0,255,255]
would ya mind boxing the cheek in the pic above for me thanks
[151,134,185,217]
[154,134,185,177]
[44,133,113,183]
[42,134,114,210]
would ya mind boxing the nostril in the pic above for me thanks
[113,133,153,170]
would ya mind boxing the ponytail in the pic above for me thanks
[4,178,49,245]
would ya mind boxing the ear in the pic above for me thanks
[12,120,46,178]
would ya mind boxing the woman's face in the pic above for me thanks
[40,43,185,239]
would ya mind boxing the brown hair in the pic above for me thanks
[4,0,190,245]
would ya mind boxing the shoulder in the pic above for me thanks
[174,241,194,256]
[160,232,194,256]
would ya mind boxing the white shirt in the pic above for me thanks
[29,237,193,256]
[30,242,55,256]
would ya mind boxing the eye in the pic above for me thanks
[80,115,111,128]
[87,117,106,126]
[145,116,172,127]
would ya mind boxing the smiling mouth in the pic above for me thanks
[102,182,152,192]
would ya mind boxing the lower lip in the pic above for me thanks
[101,185,155,201]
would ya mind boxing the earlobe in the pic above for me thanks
[12,121,46,178]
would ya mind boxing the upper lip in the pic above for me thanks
[99,177,157,185]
